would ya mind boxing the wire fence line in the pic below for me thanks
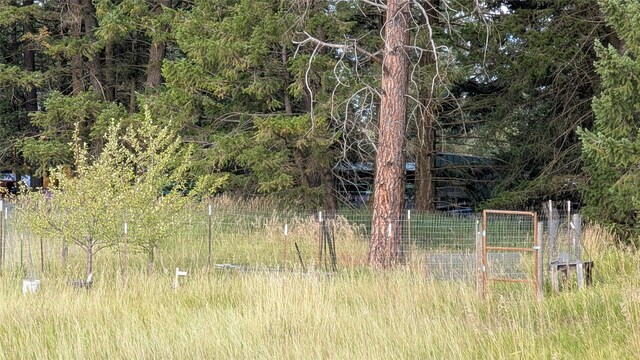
[0,201,585,290]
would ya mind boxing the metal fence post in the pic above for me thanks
[317,211,323,268]
[207,203,212,270]
[475,218,483,297]
[536,221,544,298]
[572,214,585,288]
[0,200,4,271]
[572,213,582,260]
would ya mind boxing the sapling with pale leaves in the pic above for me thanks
[18,109,194,277]
[120,110,194,272]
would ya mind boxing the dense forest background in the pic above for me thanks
[0,0,638,243]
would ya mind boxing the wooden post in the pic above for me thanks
[294,242,306,273]
[328,218,337,272]
[173,267,187,292]
[550,266,560,293]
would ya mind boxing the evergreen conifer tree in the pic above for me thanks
[580,0,640,243]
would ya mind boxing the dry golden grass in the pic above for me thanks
[0,259,639,359]
[582,224,619,256]
[1,199,639,358]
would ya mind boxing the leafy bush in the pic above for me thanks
[18,108,195,277]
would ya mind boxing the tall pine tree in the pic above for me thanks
[580,0,640,243]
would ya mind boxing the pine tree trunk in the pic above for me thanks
[415,102,436,211]
[69,0,84,95]
[23,0,37,113]
[415,114,436,211]
[369,0,411,268]
[104,41,115,101]
[145,0,172,89]
[282,45,292,115]
[414,0,439,212]
[146,41,166,88]
[23,48,37,112]
[82,0,103,98]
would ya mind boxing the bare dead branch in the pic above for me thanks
[361,0,387,11]
[293,31,383,65]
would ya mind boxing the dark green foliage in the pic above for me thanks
[156,0,346,208]
[580,0,640,244]
[0,0,631,218]
[21,91,128,175]
[468,0,606,207]
[0,0,53,175]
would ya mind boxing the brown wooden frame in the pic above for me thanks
[481,210,540,299]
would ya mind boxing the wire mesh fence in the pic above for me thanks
[0,198,589,293]
[482,210,538,280]
[539,201,591,292]
[480,210,539,298]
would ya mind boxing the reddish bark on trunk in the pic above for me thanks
[369,0,411,268]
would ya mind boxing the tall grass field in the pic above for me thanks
[0,202,638,359]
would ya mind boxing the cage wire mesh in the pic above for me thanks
[2,197,590,290]
[539,202,587,279]
[483,211,537,282]
[200,209,484,281]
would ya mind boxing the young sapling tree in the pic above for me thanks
[18,108,194,278]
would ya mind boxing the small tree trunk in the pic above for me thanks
[414,0,439,212]
[129,77,137,113]
[415,107,436,211]
[369,0,411,268]
[62,240,68,263]
[86,241,93,278]
[293,150,308,188]
[13,170,21,193]
[104,41,115,101]
[323,169,338,212]
[148,245,155,273]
